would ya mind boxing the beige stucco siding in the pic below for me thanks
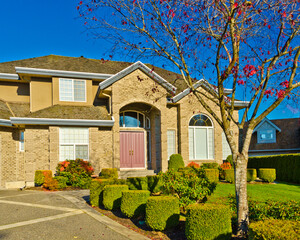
[0,82,29,102]
[30,78,52,112]
[52,77,94,106]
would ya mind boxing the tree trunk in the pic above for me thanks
[234,154,249,238]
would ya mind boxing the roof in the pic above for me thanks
[253,118,281,132]
[249,118,300,151]
[0,55,187,93]
[0,99,30,120]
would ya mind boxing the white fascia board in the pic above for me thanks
[98,61,177,94]
[0,73,19,80]
[249,148,300,152]
[10,117,115,127]
[0,119,12,126]
[233,100,250,107]
[15,67,113,80]
[170,80,204,103]
[253,118,281,133]
[224,88,233,94]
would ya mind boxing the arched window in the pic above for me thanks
[189,114,214,160]
[119,111,150,129]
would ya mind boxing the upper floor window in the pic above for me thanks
[59,78,86,102]
[119,111,150,129]
[189,114,214,160]
[258,129,276,143]
[19,130,24,152]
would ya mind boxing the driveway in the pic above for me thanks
[0,189,149,240]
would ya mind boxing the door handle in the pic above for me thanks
[129,150,134,155]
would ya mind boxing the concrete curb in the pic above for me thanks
[57,190,150,240]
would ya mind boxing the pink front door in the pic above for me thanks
[120,131,145,168]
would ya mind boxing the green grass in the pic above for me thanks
[207,182,300,204]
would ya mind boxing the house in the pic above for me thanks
[248,117,300,156]
[0,55,246,189]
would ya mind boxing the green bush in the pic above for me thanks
[249,219,300,240]
[168,154,184,171]
[121,190,150,218]
[103,185,129,210]
[160,168,216,210]
[58,172,73,185]
[146,196,180,231]
[126,177,148,190]
[224,169,235,183]
[100,168,118,179]
[204,169,219,183]
[248,154,300,184]
[185,204,232,240]
[247,168,257,182]
[90,178,125,207]
[71,172,91,189]
[53,176,68,189]
[225,155,233,166]
[34,170,52,186]
[258,168,276,183]
[201,162,219,169]
[147,175,163,193]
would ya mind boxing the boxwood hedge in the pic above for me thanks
[121,190,150,218]
[258,168,276,182]
[103,185,129,210]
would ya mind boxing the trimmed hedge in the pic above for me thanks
[247,168,257,182]
[224,169,235,183]
[204,169,219,183]
[168,154,184,171]
[185,204,232,240]
[100,168,118,179]
[147,175,163,193]
[201,162,219,169]
[126,177,148,190]
[90,179,115,207]
[53,176,68,189]
[249,219,300,240]
[146,196,180,231]
[121,190,150,218]
[248,154,300,183]
[103,185,129,210]
[34,170,52,186]
[258,168,276,182]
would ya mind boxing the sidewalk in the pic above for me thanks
[0,189,149,240]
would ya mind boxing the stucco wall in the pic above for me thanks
[30,78,52,112]
[0,82,29,102]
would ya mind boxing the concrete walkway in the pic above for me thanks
[0,189,149,240]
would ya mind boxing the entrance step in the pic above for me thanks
[119,169,155,179]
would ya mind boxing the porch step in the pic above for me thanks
[119,169,155,179]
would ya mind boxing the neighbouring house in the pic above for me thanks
[248,117,300,157]
[0,55,246,188]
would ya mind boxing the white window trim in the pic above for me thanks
[257,129,276,144]
[59,78,86,102]
[59,128,89,161]
[120,111,150,129]
[188,114,214,160]
[19,130,24,152]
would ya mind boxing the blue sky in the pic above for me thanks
[0,0,298,120]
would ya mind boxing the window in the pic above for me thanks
[222,132,232,160]
[59,78,86,102]
[189,114,214,160]
[19,130,24,152]
[258,129,276,143]
[59,128,89,161]
[119,111,150,129]
[167,130,176,159]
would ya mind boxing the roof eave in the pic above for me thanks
[0,73,20,81]
[253,118,281,132]
[0,119,12,127]
[15,67,113,80]
[10,117,115,127]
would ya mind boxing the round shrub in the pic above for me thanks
[121,190,150,218]
[126,177,148,190]
[103,185,129,210]
[146,196,180,231]
[34,170,52,186]
[204,169,219,183]
[168,154,184,171]
[225,155,233,166]
[185,204,232,240]
[249,219,300,240]
[247,168,257,182]
[147,175,163,193]
[258,168,276,182]
[224,169,235,183]
[54,176,68,189]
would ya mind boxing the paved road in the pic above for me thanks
[0,189,149,240]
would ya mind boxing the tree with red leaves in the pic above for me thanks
[78,0,300,237]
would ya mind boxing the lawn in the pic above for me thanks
[207,182,300,204]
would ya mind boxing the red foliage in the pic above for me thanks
[220,162,232,170]
[187,161,200,168]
